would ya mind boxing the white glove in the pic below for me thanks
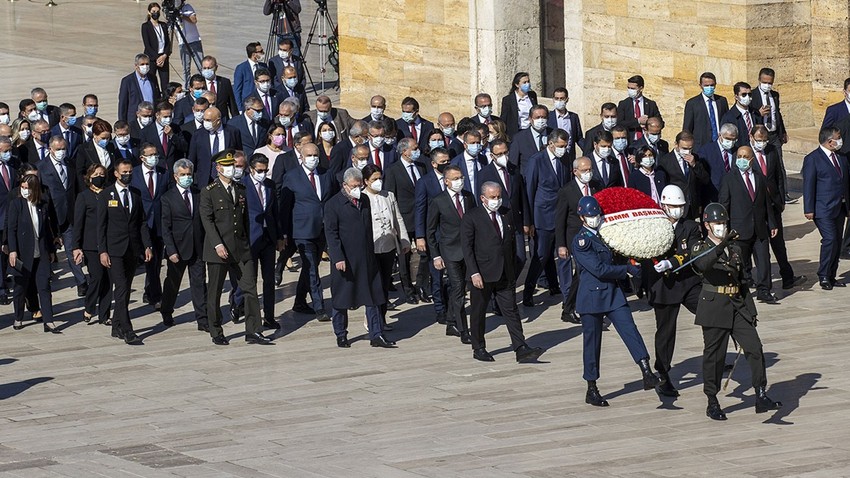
[654,260,673,273]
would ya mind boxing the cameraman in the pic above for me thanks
[263,0,302,57]
[176,2,204,88]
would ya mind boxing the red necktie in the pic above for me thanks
[409,124,417,141]
[757,152,767,176]
[209,80,216,95]
[744,111,753,133]
[744,171,755,201]
[491,211,501,238]
[723,151,731,172]
[161,131,168,156]
[830,153,843,178]
[286,126,293,148]
[634,99,643,139]
[444,137,450,148]
[619,153,630,183]
[1,164,9,191]
[308,172,317,193]
[148,171,155,198]
[583,184,589,196]
[454,193,463,218]
[374,148,381,168]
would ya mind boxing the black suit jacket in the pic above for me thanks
[554,179,601,250]
[36,157,77,229]
[209,76,240,121]
[590,154,624,189]
[656,151,710,220]
[74,141,118,190]
[140,122,188,171]
[229,114,270,158]
[755,146,785,212]
[617,96,662,138]
[396,118,434,152]
[426,189,476,262]
[500,91,538,140]
[141,20,172,59]
[97,185,153,256]
[683,93,730,149]
[162,186,204,261]
[476,161,529,231]
[750,88,786,138]
[383,159,426,233]
[461,206,517,283]
[187,126,243,188]
[718,169,775,241]
[720,106,763,149]
[275,85,310,116]
[72,188,101,251]
[7,197,56,272]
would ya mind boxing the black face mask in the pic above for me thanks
[151,11,161,20]
[39,132,51,144]
[91,176,106,188]
[120,173,133,185]
[435,162,448,173]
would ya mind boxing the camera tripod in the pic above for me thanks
[168,9,202,79]
[301,0,338,93]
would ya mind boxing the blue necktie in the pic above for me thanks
[708,97,719,142]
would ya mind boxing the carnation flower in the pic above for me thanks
[594,187,674,260]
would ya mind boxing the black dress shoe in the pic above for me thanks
[473,348,495,362]
[370,335,397,348]
[435,313,447,325]
[263,319,282,330]
[274,272,283,286]
[292,303,314,314]
[755,387,783,413]
[756,292,779,304]
[162,317,175,327]
[124,334,143,345]
[586,381,609,407]
[337,336,350,348]
[212,335,229,345]
[515,345,543,363]
[230,304,244,323]
[77,284,88,297]
[782,275,806,290]
[656,374,680,397]
[197,323,210,333]
[111,329,125,339]
[0,295,11,306]
[406,294,420,305]
[445,324,461,337]
[417,287,432,303]
[245,332,273,344]
[820,279,833,290]
[522,298,535,307]
[639,358,661,390]
[388,283,398,292]
[706,400,727,421]
[548,287,560,296]
[831,279,846,287]
[460,331,472,345]
[316,312,331,322]
[561,309,581,324]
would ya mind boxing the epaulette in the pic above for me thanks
[206,182,217,190]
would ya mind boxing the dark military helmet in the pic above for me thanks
[702,202,728,223]
[577,196,601,217]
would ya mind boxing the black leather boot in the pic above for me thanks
[755,386,782,413]
[706,395,727,421]
[638,358,661,390]
[585,381,609,407]
[656,371,679,397]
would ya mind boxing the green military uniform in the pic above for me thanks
[199,153,262,341]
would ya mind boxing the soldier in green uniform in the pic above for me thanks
[692,203,782,420]
[200,150,272,346]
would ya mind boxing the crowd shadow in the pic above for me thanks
[0,377,53,400]
[783,220,818,241]
[0,358,18,366]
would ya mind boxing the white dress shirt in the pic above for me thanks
[516,92,532,130]
[26,200,40,258]
[301,164,321,198]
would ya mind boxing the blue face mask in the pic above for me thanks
[85,106,98,116]
[703,85,715,97]
[0,151,11,162]
[177,175,193,188]
[410,149,421,161]
[97,139,109,149]
[736,158,751,171]
[520,83,531,93]
[285,78,298,89]
[429,140,443,150]
[66,116,78,126]
[193,89,204,99]
[467,144,481,156]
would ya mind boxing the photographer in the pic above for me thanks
[176,2,204,88]
[263,0,302,57]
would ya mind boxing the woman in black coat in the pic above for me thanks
[73,119,118,189]
[7,174,58,332]
[499,71,538,141]
[627,145,668,206]
[73,164,112,325]
[141,2,171,94]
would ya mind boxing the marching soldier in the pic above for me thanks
[572,196,660,407]
[692,203,782,420]
[646,185,702,397]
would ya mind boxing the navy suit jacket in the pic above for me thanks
[822,101,850,129]
[525,149,567,231]
[242,175,280,254]
[509,127,551,174]
[698,140,734,201]
[802,147,850,219]
[476,161,529,230]
[414,170,445,239]
[396,118,434,152]
[229,113,270,158]
[547,111,582,163]
[187,126,243,188]
[233,60,268,110]
[279,167,333,240]
[268,55,305,90]
[627,168,668,201]
[140,122,188,171]
[118,71,161,124]
[274,85,310,116]
[50,125,83,158]
[450,152,487,198]
[130,164,171,237]
[249,88,282,119]
[720,106,763,149]
[590,154,624,189]
[683,93,729,150]
[35,157,76,229]
[368,145,398,171]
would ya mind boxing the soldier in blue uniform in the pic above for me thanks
[692,203,782,420]
[572,196,661,407]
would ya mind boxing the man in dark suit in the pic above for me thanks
[414,148,451,320]
[98,159,154,345]
[118,53,161,124]
[802,127,850,289]
[306,95,355,139]
[233,42,268,111]
[629,116,669,158]
[548,88,582,164]
[611,125,634,185]
[173,75,206,125]
[461,181,543,363]
[329,120,367,179]
[140,101,188,171]
[37,136,87,295]
[579,103,618,154]
[50,103,83,158]
[280,143,333,321]
[200,151,271,345]
[385,138,428,303]
[324,167,396,348]
[364,120,397,170]
[0,137,20,303]
[188,107,242,188]
[179,97,209,141]
[683,71,729,150]
[23,119,52,165]
[269,38,305,90]
[698,122,740,202]
[617,75,663,142]
[720,82,763,149]
[129,101,155,141]
[450,129,487,197]
[275,66,309,117]
[468,93,500,126]
[360,95,392,123]
[719,146,778,303]
[821,77,850,129]
[427,165,476,344]
[750,126,805,290]
[524,129,571,307]
[657,130,710,220]
[160,159,208,330]
[509,104,551,173]
[201,55,240,121]
[230,97,269,159]
[395,96,434,152]
[130,143,172,309]
[30,87,60,127]
[588,130,624,189]
[752,69,789,203]
[276,99,315,153]
[248,68,280,121]
[113,121,140,166]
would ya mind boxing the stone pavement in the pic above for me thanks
[2,1,850,477]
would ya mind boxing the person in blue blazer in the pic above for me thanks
[450,130,487,199]
[802,127,850,289]
[697,122,739,202]
[821,77,850,129]
[50,104,84,158]
[233,42,268,111]
[268,38,305,91]
[118,54,161,124]
[229,97,270,159]
[187,107,242,188]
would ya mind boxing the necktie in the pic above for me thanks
[64,130,71,144]
[683,158,690,178]
[744,172,755,201]
[211,132,220,155]
[352,198,359,208]
[583,183,589,196]
[252,121,258,143]
[723,150,731,172]
[619,153,630,183]
[830,152,842,178]
[209,80,216,95]
[40,147,47,161]
[408,164,418,185]
[373,148,381,168]
[308,172,317,194]
[409,124,417,141]
[148,170,155,197]
[183,189,192,214]
[226,184,234,203]
[263,95,272,117]
[757,151,768,176]
[444,137,450,148]
[257,181,265,209]
[600,159,608,184]
[708,97,719,142]
[537,133,544,150]
[120,148,128,159]
[634,99,643,139]
[57,161,67,189]
[454,193,463,218]
[1,165,9,191]
[122,188,130,212]
[500,166,510,191]
[764,93,773,129]
[491,211,501,238]
[744,111,753,133]
[162,130,168,156]
[286,126,293,148]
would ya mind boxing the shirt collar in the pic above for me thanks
[176,184,190,195]
[820,145,835,157]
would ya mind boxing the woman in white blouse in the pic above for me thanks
[361,164,410,329]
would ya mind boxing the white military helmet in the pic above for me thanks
[660,184,686,206]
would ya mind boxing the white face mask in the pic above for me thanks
[627,88,640,99]
[194,111,205,123]
[143,155,159,167]
[138,65,150,75]
[278,49,290,59]
[738,95,752,107]
[204,120,215,132]
[370,107,384,119]
[303,155,319,171]
[585,215,603,229]
[140,116,153,127]
[478,106,492,117]
[116,135,131,146]
[0,114,9,125]
[485,198,502,212]
[348,185,362,200]
[835,138,844,150]
[371,136,385,148]
[232,167,244,180]
[493,154,508,168]
[640,157,655,168]
[678,148,690,156]
[449,178,464,192]
[711,224,727,239]
[257,81,271,93]
[21,188,31,199]
[54,150,67,161]
[665,205,685,220]
[19,130,31,141]
[532,118,548,130]
[647,133,660,144]
[252,171,267,182]
[720,138,736,151]
[752,140,767,151]
[370,179,383,192]
[597,147,611,157]
[553,146,566,158]
[354,159,368,170]
[321,131,336,142]
[602,117,617,129]
[27,110,40,122]
[579,171,593,184]
[553,100,567,111]
[759,83,772,93]
[220,165,234,178]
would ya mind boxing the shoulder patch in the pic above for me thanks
[576,237,589,250]
[692,241,708,254]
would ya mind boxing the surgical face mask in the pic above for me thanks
[354,159,368,170]
[53,150,67,161]
[384,137,396,146]
[175,92,186,101]
[272,134,285,147]
[441,126,455,136]
[0,151,11,162]
[36,101,48,111]
[466,143,481,156]
[177,175,193,188]
[532,118,547,130]
[193,89,204,99]
[602,117,617,129]
[597,146,611,157]
[119,172,133,185]
[138,65,150,75]
[720,138,736,151]
[252,171,267,182]
[711,224,727,238]
[320,131,335,142]
[759,83,772,93]
[193,111,205,122]
[665,205,685,220]
[140,116,153,127]
[738,94,752,107]
[278,49,290,59]
[257,82,271,93]
[304,155,319,170]
[553,146,566,158]
[66,116,78,126]
[116,135,131,146]
[27,110,40,122]
[519,83,531,94]
[585,215,603,229]
[285,78,298,89]
[488,133,496,143]
[678,148,690,156]
[85,106,98,116]
[702,85,715,97]
[752,140,767,151]
[647,133,660,144]
[348,185,362,200]
[627,88,639,99]
[21,188,30,199]
[0,114,9,125]
[409,149,421,161]
[39,132,51,144]
[370,179,383,192]
[97,139,109,149]
[478,106,492,117]
[640,156,655,168]
[485,198,502,212]
[203,120,215,132]
[835,138,845,150]
[232,167,244,180]
[252,110,263,122]
[144,155,159,167]
[278,115,292,127]
[370,107,384,120]
[736,158,751,171]
[579,171,593,184]
[449,178,464,193]
[19,130,31,141]
[255,54,265,63]
[401,111,415,123]
[91,176,106,189]
[429,140,443,150]
[316,110,330,121]
[159,115,172,126]
[613,138,628,152]
[220,165,234,178]
[493,154,508,168]
[371,136,385,148]
[554,100,567,111]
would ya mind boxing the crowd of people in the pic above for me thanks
[3,1,850,419]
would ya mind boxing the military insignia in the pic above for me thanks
[578,238,587,248]
[692,241,707,253]
[108,200,119,208]
[206,183,216,190]
[680,238,688,250]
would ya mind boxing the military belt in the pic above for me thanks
[703,284,739,295]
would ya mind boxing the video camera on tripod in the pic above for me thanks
[161,0,186,24]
